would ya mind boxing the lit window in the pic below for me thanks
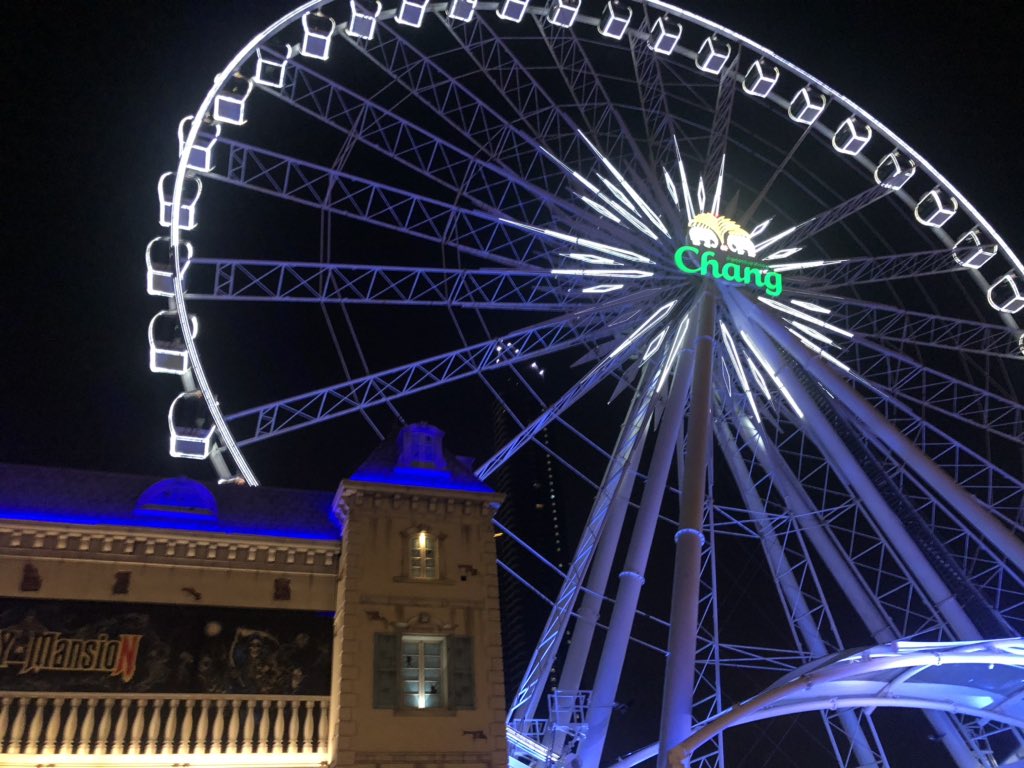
[401,636,445,709]
[410,529,438,579]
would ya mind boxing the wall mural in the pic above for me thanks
[0,598,332,695]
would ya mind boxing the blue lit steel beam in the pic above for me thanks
[817,295,1024,359]
[349,20,574,198]
[715,416,889,768]
[186,259,583,311]
[741,292,1024,579]
[795,246,965,289]
[533,19,663,195]
[728,410,990,766]
[207,138,557,269]
[840,334,1024,447]
[266,56,629,243]
[224,304,632,445]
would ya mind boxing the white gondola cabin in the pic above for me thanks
[696,36,731,75]
[914,188,958,227]
[347,0,383,40]
[788,86,826,124]
[168,391,216,460]
[547,0,580,29]
[213,74,254,125]
[952,229,998,270]
[446,0,477,23]
[874,151,916,190]
[158,173,202,230]
[497,0,529,22]
[148,311,198,375]
[301,12,337,60]
[145,237,193,297]
[743,59,779,98]
[832,116,872,156]
[255,43,293,88]
[177,116,221,172]
[648,16,682,56]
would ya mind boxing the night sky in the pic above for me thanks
[1,2,1022,765]
[2,0,1021,486]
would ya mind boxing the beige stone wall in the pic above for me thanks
[0,523,339,611]
[333,484,507,768]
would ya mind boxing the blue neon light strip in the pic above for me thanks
[0,506,341,541]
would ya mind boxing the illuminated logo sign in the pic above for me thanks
[675,213,783,297]
[0,630,142,683]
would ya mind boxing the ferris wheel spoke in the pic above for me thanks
[737,417,996,763]
[186,258,585,311]
[208,138,560,268]
[509,346,669,724]
[793,246,965,289]
[442,14,610,172]
[628,26,700,172]
[745,294,1024,576]
[699,53,741,183]
[266,57,615,236]
[753,181,895,260]
[855,436,1024,629]
[475,298,679,480]
[812,295,1024,360]
[716,416,889,768]
[533,20,662,193]
[838,336,1024,448]
[437,14,665,250]
[349,19,580,199]
[224,305,622,446]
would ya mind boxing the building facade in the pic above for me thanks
[0,424,508,768]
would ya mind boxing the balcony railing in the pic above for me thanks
[0,691,330,763]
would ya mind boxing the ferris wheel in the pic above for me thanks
[147,1,1024,766]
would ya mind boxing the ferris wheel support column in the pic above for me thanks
[716,417,886,768]
[729,412,986,768]
[658,290,717,768]
[743,293,1024,577]
[725,292,982,641]
[577,302,705,768]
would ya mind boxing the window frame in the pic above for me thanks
[399,634,447,710]
[399,525,447,582]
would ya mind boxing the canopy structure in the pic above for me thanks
[666,638,1024,766]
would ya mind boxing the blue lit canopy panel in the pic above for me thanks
[149,2,1024,767]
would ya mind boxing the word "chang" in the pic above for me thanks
[674,246,783,297]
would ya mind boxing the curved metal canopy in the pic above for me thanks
[668,638,1024,766]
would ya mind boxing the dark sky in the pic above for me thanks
[1,0,1021,488]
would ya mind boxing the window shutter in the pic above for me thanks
[447,636,475,709]
[373,633,399,708]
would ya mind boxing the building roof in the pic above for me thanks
[348,423,498,496]
[0,463,340,541]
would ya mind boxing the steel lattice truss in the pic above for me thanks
[153,3,1024,768]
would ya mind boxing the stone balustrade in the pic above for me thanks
[0,691,330,761]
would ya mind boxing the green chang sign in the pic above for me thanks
[674,245,783,297]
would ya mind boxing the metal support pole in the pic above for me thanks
[717,418,883,768]
[739,291,1024,576]
[730,411,984,768]
[549,359,662,753]
[724,291,982,641]
[657,290,716,768]
[577,301,703,768]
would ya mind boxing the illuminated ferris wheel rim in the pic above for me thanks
[166,0,1022,486]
